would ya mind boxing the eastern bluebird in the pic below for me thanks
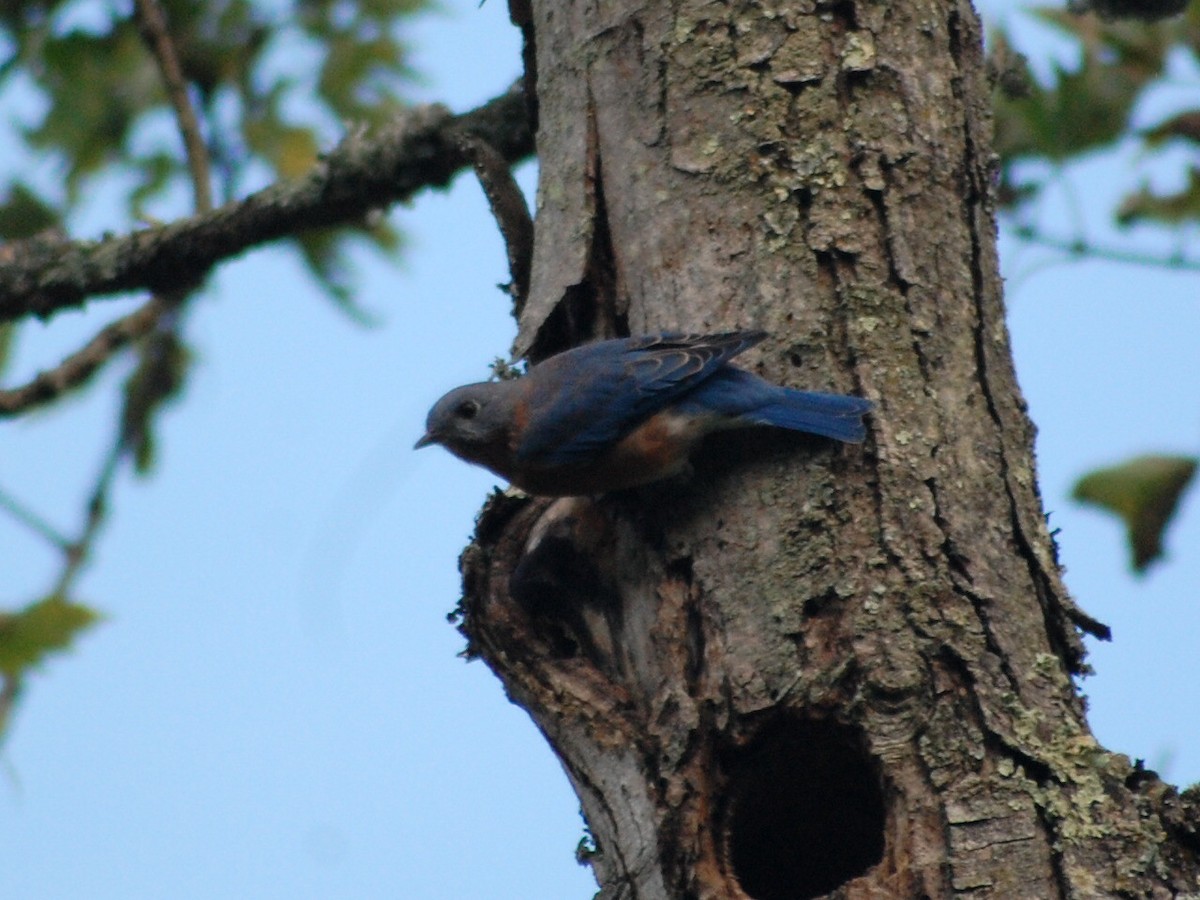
[415,331,871,496]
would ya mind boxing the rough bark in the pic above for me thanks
[459,1,1200,898]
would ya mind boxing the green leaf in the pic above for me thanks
[1141,110,1200,148]
[1072,454,1197,572]
[317,31,408,123]
[1,0,431,309]
[0,322,15,381]
[993,53,1148,163]
[26,26,161,201]
[130,151,181,220]
[243,113,321,179]
[1117,167,1200,226]
[0,182,61,240]
[992,7,1171,162]
[292,221,400,323]
[122,330,191,475]
[299,0,420,122]
[0,595,103,678]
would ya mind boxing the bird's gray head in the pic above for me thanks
[414,381,515,462]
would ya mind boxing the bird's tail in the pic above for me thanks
[679,367,872,443]
[746,389,872,443]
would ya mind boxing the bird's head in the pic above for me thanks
[415,381,515,467]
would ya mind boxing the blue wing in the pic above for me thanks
[514,332,766,465]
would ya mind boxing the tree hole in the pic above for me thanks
[725,718,885,900]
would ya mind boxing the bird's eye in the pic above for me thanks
[455,400,480,419]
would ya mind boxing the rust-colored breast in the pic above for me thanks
[508,410,706,496]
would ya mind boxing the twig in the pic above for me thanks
[0,88,535,323]
[0,296,165,417]
[1010,224,1200,271]
[49,2,214,599]
[44,292,187,593]
[52,437,124,597]
[0,485,71,549]
[133,0,213,213]
[0,674,22,747]
[453,131,534,312]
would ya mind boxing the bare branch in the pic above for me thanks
[133,0,213,213]
[0,297,165,417]
[0,88,535,324]
[0,485,71,550]
[1011,224,1200,272]
[53,438,124,597]
[453,131,534,312]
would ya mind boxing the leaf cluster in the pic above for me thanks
[993,6,1200,229]
[0,594,101,736]
[0,0,424,296]
[1073,455,1197,571]
[992,7,1200,571]
[0,0,432,734]
[0,595,101,680]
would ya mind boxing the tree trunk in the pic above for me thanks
[460,1,1200,897]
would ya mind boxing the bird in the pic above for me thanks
[415,331,871,497]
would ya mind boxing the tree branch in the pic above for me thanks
[0,297,165,417]
[453,131,534,312]
[1010,224,1200,272]
[53,437,123,597]
[133,0,213,213]
[0,485,71,549]
[0,88,535,324]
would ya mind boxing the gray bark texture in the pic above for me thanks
[458,1,1200,897]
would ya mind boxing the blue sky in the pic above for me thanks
[2,2,1198,898]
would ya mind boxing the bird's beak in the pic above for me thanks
[414,432,437,450]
